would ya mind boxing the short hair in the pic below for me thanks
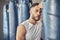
[30,3,39,8]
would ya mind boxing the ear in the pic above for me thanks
[29,8,32,14]
[29,7,34,14]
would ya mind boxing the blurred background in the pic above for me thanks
[0,0,41,40]
[1,0,60,40]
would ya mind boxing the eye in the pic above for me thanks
[40,8,43,13]
[36,10,38,12]
[35,9,39,12]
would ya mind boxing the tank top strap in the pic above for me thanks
[21,20,29,30]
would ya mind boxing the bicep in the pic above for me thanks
[16,24,26,40]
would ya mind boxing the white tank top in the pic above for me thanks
[21,20,42,40]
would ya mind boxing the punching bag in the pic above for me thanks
[42,0,48,40]
[3,4,9,40]
[43,0,60,40]
[18,0,32,24]
[9,0,18,40]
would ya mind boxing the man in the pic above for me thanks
[16,3,43,40]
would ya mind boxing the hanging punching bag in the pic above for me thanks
[9,0,18,40]
[43,0,60,40]
[18,0,32,24]
[3,4,9,40]
[42,0,48,40]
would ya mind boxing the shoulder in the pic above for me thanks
[17,20,28,32]
[17,24,26,34]
[16,24,26,40]
[21,20,29,24]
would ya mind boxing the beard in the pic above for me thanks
[32,15,40,21]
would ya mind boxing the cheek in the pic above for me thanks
[31,12,36,16]
[31,12,37,17]
[32,13,36,16]
[33,12,37,16]
[33,15,37,19]
[34,13,38,17]
[31,13,35,17]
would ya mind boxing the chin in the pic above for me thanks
[35,19,40,21]
[35,17,40,21]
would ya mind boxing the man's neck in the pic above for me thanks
[29,17,37,25]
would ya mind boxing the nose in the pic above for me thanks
[37,12,40,16]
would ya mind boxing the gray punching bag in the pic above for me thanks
[18,0,32,24]
[43,0,60,40]
[3,4,9,40]
[9,0,18,40]
[42,0,48,40]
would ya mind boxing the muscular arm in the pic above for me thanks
[16,24,26,40]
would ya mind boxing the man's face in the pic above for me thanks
[30,5,42,21]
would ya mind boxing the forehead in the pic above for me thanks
[33,6,40,10]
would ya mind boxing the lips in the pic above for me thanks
[36,15,40,17]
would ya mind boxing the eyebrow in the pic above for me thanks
[40,8,43,10]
